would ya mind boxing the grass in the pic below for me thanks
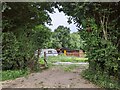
[62,64,79,72]
[38,57,55,70]
[81,69,120,90]
[1,69,30,81]
[39,55,87,72]
[47,54,88,63]
[39,57,45,64]
[1,58,49,81]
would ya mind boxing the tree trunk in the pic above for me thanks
[100,15,108,40]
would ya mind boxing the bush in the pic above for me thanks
[79,18,120,90]
[2,31,38,70]
[79,18,119,81]
[82,69,120,90]
[2,32,20,70]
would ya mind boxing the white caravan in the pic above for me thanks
[35,49,58,58]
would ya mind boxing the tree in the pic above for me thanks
[2,2,54,32]
[2,2,54,70]
[56,2,120,84]
[33,25,52,49]
[69,32,84,50]
[53,26,71,48]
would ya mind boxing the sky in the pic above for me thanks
[45,8,78,33]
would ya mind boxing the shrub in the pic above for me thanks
[82,69,120,90]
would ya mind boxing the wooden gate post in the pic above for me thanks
[37,48,40,59]
[44,52,48,67]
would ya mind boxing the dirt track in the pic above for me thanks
[2,65,98,88]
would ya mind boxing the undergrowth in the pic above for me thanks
[2,69,30,81]
[81,69,120,90]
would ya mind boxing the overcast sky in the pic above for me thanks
[45,8,78,33]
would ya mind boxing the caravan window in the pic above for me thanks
[48,50,52,54]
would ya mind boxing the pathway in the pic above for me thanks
[2,64,99,88]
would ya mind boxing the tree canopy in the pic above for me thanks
[53,26,71,48]
[2,2,54,32]
[56,2,120,85]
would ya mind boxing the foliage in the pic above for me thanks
[53,26,71,48]
[79,20,119,76]
[57,2,120,88]
[2,29,34,70]
[49,25,83,50]
[2,2,55,70]
[2,32,20,70]
[2,2,54,32]
[82,69,120,90]
[2,24,52,70]
[2,69,30,81]
[33,25,52,49]
[69,32,84,50]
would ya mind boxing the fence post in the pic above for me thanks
[37,49,40,59]
[44,52,48,67]
[64,50,66,56]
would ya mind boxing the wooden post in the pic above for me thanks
[44,52,48,67]
[64,50,66,56]
[37,49,40,59]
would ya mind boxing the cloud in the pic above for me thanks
[45,8,78,33]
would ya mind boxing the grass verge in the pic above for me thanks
[1,69,30,81]
[47,55,88,63]
[81,69,120,90]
